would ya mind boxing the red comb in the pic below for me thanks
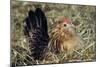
[63,18,71,24]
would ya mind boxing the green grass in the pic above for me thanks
[11,1,96,66]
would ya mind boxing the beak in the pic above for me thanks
[71,23,75,28]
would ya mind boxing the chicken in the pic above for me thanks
[24,8,84,60]
[49,18,84,53]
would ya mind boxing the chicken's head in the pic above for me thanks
[56,18,76,34]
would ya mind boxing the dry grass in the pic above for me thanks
[11,1,96,66]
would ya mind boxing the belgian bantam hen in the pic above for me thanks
[24,8,84,60]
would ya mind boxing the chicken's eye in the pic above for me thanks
[64,24,67,27]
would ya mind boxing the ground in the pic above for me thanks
[11,1,96,66]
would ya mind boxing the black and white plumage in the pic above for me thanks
[24,8,49,60]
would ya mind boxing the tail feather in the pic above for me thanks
[24,8,49,60]
[28,10,37,30]
[35,8,48,35]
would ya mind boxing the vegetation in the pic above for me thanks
[11,1,96,66]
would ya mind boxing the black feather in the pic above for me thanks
[28,10,37,29]
[35,8,48,35]
[24,8,49,60]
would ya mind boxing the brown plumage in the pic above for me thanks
[48,18,84,53]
